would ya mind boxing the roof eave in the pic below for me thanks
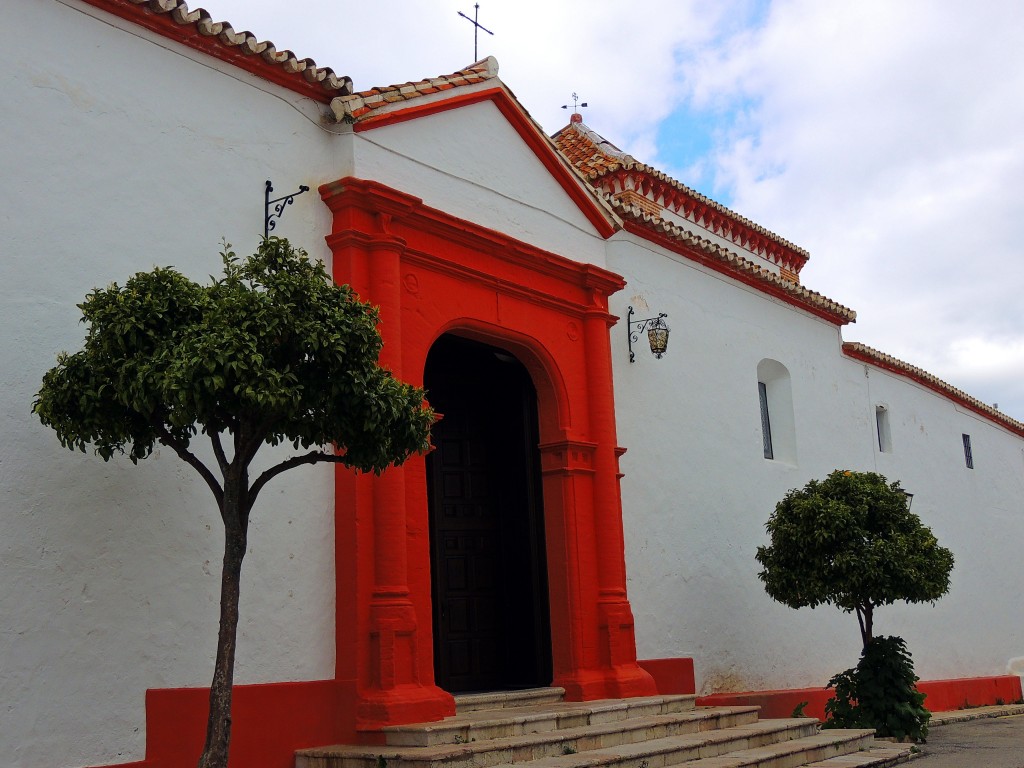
[79,0,351,102]
[620,217,855,326]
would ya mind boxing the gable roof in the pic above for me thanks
[328,58,620,239]
[81,0,352,101]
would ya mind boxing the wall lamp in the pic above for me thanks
[627,306,670,362]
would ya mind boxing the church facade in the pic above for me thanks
[2,2,1022,767]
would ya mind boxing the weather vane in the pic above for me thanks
[457,3,494,62]
[561,92,588,114]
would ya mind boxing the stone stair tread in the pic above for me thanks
[408,695,696,726]
[800,740,917,767]
[455,688,566,713]
[383,696,698,744]
[384,707,751,750]
[675,729,876,768]
[489,719,820,768]
[298,707,760,763]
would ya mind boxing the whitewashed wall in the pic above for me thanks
[610,232,1024,694]
[1,2,351,765]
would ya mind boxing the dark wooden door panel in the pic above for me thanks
[425,335,552,693]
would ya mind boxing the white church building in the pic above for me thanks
[2,1,1022,767]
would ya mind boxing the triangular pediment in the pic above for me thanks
[340,60,618,251]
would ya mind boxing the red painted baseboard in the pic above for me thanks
[697,675,1023,721]
[88,678,357,768]
[638,658,696,695]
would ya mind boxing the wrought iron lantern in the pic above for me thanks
[627,306,670,362]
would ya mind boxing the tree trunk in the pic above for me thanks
[856,603,874,649]
[198,472,248,768]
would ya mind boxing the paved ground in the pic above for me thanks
[915,708,1024,767]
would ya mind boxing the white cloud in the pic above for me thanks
[684,0,1024,418]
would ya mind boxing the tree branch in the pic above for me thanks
[248,450,346,509]
[211,431,229,473]
[155,425,224,506]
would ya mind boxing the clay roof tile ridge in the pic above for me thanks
[111,0,353,97]
[332,56,501,123]
[557,120,807,259]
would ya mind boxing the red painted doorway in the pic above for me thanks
[424,334,553,693]
[320,177,656,728]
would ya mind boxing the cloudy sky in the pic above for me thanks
[199,0,1024,419]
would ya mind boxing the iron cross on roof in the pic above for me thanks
[458,3,494,62]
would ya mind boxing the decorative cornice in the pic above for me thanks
[842,342,1024,437]
[319,177,625,315]
[553,121,809,275]
[538,439,598,476]
[80,0,352,102]
[602,168,808,276]
[614,200,855,326]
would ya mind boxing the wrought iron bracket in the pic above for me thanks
[627,306,670,363]
[264,180,310,238]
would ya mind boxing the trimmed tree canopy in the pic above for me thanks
[755,470,954,647]
[34,238,433,768]
[35,238,431,478]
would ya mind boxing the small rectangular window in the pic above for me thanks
[875,406,892,453]
[962,433,974,469]
[759,381,773,460]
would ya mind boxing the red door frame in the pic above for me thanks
[320,177,656,735]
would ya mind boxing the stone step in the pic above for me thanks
[800,740,916,767]
[384,696,698,746]
[296,706,759,768]
[488,718,820,768]
[675,729,877,768]
[456,688,567,713]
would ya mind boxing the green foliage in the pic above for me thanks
[755,470,954,645]
[34,238,434,768]
[790,701,809,718]
[823,635,930,742]
[34,237,433,476]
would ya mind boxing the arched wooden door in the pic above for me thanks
[424,334,552,692]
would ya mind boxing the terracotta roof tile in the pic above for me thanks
[843,342,1024,436]
[331,57,500,123]
[608,196,856,325]
[553,121,809,275]
[83,0,352,101]
[552,120,631,176]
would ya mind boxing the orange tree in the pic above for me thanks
[755,469,954,739]
[34,238,433,768]
[755,469,953,648]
